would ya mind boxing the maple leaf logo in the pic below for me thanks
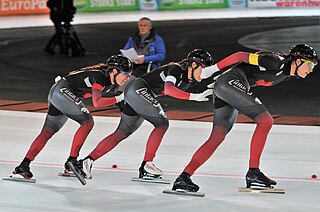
[254,79,273,86]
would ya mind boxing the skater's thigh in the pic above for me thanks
[48,80,93,124]
[42,103,68,133]
[125,78,167,127]
[117,104,144,136]
[213,96,238,133]
[214,71,268,121]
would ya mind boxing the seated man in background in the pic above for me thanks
[115,17,166,111]
[123,17,166,77]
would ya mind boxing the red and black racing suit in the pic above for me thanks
[87,61,204,162]
[183,52,292,176]
[24,66,119,162]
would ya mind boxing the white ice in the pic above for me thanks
[0,110,319,212]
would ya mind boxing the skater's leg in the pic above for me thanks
[46,80,94,173]
[25,104,68,161]
[87,112,143,161]
[172,98,237,191]
[14,104,68,179]
[138,114,169,178]
[214,71,274,168]
[237,105,275,188]
[248,110,273,168]
[173,72,246,191]
[245,111,276,187]
[142,116,169,162]
[69,117,94,158]
[213,71,275,187]
[63,111,93,175]
[124,78,169,177]
[183,98,237,176]
[61,109,94,174]
[81,104,143,179]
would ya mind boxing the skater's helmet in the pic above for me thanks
[106,55,133,75]
[187,49,214,67]
[289,44,318,65]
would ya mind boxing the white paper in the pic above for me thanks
[120,48,143,63]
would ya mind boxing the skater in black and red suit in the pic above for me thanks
[172,44,318,192]
[78,49,215,180]
[13,55,133,180]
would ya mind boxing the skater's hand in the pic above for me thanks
[115,92,124,103]
[189,89,213,102]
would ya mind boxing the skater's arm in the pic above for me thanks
[218,51,284,70]
[163,80,190,100]
[201,52,253,79]
[163,79,212,102]
[91,84,123,107]
[217,51,251,69]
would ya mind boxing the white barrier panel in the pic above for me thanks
[248,0,320,8]
[228,0,247,8]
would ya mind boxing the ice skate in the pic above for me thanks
[3,163,36,183]
[163,172,204,197]
[58,159,77,177]
[245,168,277,188]
[172,172,200,192]
[238,168,285,194]
[65,158,86,185]
[13,163,33,179]
[79,158,93,179]
[131,161,169,184]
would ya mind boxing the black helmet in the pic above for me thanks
[289,44,318,65]
[187,49,214,67]
[106,55,133,74]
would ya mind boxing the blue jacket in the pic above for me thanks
[123,28,166,70]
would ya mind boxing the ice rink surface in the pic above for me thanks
[0,110,319,212]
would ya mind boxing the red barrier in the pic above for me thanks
[0,0,49,16]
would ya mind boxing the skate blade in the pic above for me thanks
[163,189,205,197]
[58,172,76,177]
[66,162,86,186]
[131,177,170,184]
[238,187,285,194]
[2,175,36,183]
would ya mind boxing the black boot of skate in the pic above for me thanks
[172,172,199,192]
[246,168,277,188]
[139,166,147,178]
[13,158,33,179]
[64,157,84,175]
[65,157,86,185]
